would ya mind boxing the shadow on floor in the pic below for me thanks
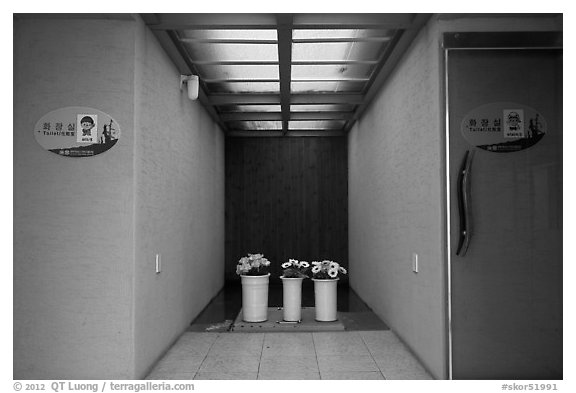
[188,281,389,332]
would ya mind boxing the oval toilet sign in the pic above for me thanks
[460,102,546,153]
[34,106,121,157]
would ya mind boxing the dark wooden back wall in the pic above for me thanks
[225,137,348,283]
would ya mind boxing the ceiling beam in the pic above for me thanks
[209,94,281,105]
[226,130,346,137]
[203,78,278,83]
[202,78,370,84]
[150,24,277,31]
[179,38,277,45]
[291,94,364,105]
[292,78,370,83]
[284,130,346,135]
[220,111,353,121]
[292,60,379,65]
[192,60,279,66]
[276,14,293,136]
[208,93,363,106]
[291,112,353,120]
[191,60,379,66]
[292,37,392,44]
[193,60,383,68]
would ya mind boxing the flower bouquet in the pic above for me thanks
[311,260,347,322]
[281,259,310,278]
[311,260,347,279]
[236,253,271,276]
[236,253,271,322]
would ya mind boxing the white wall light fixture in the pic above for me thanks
[180,74,199,100]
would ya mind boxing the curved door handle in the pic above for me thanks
[456,150,474,256]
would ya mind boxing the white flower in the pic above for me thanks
[328,268,338,278]
[300,261,310,268]
[329,262,339,270]
[311,261,321,266]
[282,262,291,269]
[289,259,298,264]
[339,267,347,274]
[236,253,270,276]
[312,266,321,274]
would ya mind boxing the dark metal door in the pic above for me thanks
[446,33,562,379]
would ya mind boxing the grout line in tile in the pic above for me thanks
[256,333,266,378]
[358,330,382,376]
[194,333,220,379]
[359,330,379,369]
[311,332,321,379]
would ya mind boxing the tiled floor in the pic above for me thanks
[146,331,433,380]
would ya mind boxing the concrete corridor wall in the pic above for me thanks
[133,17,225,379]
[13,15,224,379]
[348,17,447,379]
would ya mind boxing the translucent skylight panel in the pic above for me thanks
[292,64,373,80]
[288,120,346,130]
[206,81,280,94]
[179,29,277,41]
[290,104,355,112]
[196,64,279,81]
[291,81,366,93]
[183,42,278,62]
[228,121,282,131]
[292,41,387,62]
[293,29,393,40]
[218,105,281,113]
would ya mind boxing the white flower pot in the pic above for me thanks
[240,274,270,322]
[280,276,304,322]
[312,278,339,321]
